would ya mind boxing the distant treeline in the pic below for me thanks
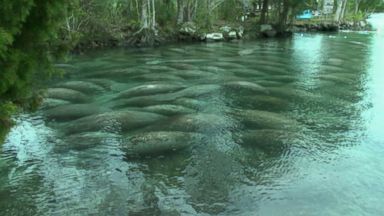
[60,0,384,46]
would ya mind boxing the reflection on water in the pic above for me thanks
[1,25,384,215]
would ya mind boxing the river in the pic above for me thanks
[1,15,383,216]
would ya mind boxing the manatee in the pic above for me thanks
[113,84,221,108]
[231,109,299,130]
[64,110,166,135]
[143,113,227,133]
[328,72,356,80]
[170,70,216,79]
[145,59,164,65]
[233,69,267,78]
[238,49,254,56]
[44,104,105,121]
[56,81,105,94]
[130,74,184,82]
[319,86,360,103]
[212,62,246,69]
[86,79,115,90]
[327,58,344,66]
[123,131,205,156]
[169,63,198,70]
[349,41,366,47]
[173,98,208,110]
[169,48,188,54]
[267,75,297,83]
[176,84,221,98]
[234,95,289,111]
[142,65,175,73]
[116,83,186,99]
[256,65,289,75]
[56,132,120,151]
[84,68,147,80]
[250,60,288,69]
[319,65,345,72]
[113,93,179,108]
[317,74,353,84]
[54,63,78,70]
[222,81,269,94]
[200,66,226,73]
[254,80,284,87]
[40,98,71,110]
[315,95,355,115]
[237,129,301,152]
[141,104,195,116]
[46,88,90,103]
[142,152,190,177]
[268,87,321,102]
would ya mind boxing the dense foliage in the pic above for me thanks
[0,0,69,141]
[64,0,384,48]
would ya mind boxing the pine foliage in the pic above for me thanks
[0,0,69,130]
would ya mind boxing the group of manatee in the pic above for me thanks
[40,45,358,159]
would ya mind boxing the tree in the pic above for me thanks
[177,0,198,24]
[130,0,158,46]
[334,0,345,22]
[357,0,384,13]
[0,0,69,141]
[340,0,348,22]
[260,0,269,23]
[264,0,309,30]
[354,0,362,14]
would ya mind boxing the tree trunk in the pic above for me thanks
[206,0,212,28]
[260,0,269,24]
[177,0,184,24]
[334,0,343,23]
[354,0,360,14]
[141,0,149,28]
[340,0,348,22]
[278,0,289,31]
[187,0,198,22]
[241,0,248,14]
[131,0,158,46]
[134,0,140,19]
[151,0,156,31]
[192,0,198,20]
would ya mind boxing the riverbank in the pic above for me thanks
[71,18,375,53]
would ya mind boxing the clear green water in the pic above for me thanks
[1,18,384,215]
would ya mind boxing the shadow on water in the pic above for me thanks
[1,27,383,215]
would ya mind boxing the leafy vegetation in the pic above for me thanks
[63,0,384,48]
[0,0,69,142]
[332,0,384,23]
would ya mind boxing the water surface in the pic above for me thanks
[1,24,384,215]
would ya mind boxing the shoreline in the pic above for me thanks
[71,22,374,54]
